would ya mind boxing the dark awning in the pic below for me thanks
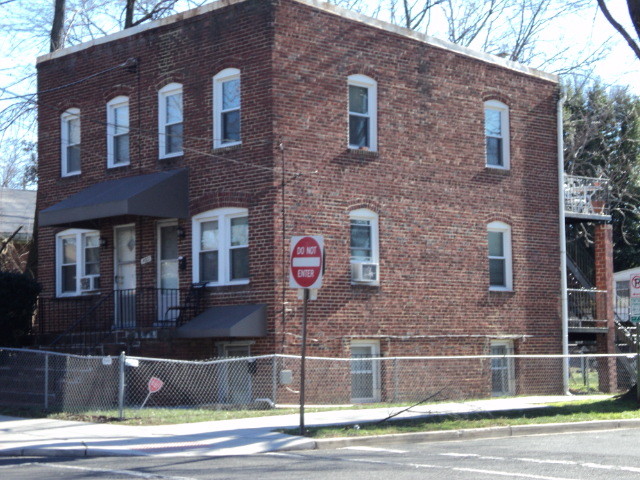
[175,304,267,339]
[39,169,188,227]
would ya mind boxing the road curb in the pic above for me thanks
[312,418,640,450]
[3,419,640,458]
[0,438,319,458]
[0,446,143,458]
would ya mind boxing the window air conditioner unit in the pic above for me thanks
[79,276,100,292]
[351,263,379,283]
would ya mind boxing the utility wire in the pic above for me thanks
[0,59,137,101]
[2,82,314,179]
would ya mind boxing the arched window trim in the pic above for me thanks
[61,108,81,177]
[349,208,380,285]
[213,68,242,149]
[487,221,513,291]
[158,83,183,159]
[107,96,130,168]
[484,99,510,169]
[348,74,377,152]
[55,228,101,297]
[192,207,249,286]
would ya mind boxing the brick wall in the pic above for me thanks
[36,0,562,363]
[269,0,561,358]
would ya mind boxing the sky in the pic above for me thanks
[0,0,639,149]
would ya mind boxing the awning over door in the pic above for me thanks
[175,304,267,338]
[39,169,188,227]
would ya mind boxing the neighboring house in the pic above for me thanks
[0,187,36,272]
[613,267,639,325]
[614,267,637,299]
[34,0,611,400]
[613,267,634,325]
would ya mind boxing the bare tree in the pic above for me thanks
[397,0,446,31]
[442,0,507,48]
[0,0,193,185]
[0,139,36,189]
[597,0,640,61]
[124,0,181,29]
[50,0,66,51]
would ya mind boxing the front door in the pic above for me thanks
[220,344,253,405]
[157,222,179,325]
[350,342,381,403]
[114,225,136,328]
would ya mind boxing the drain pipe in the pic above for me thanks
[557,92,569,394]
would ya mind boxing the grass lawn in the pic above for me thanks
[2,395,639,431]
[0,406,304,426]
[286,396,640,438]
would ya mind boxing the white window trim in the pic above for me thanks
[55,228,100,297]
[192,207,249,286]
[107,96,130,168]
[218,340,255,357]
[213,68,241,149]
[349,208,380,285]
[484,100,510,169]
[61,108,81,177]
[488,221,513,291]
[348,74,377,152]
[490,340,515,396]
[350,340,381,403]
[158,83,183,159]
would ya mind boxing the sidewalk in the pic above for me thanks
[0,395,636,458]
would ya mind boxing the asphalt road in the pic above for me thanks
[2,428,640,479]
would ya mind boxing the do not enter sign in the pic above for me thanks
[290,236,323,289]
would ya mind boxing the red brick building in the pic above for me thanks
[35,0,566,398]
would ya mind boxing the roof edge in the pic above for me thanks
[36,0,558,83]
[37,0,246,64]
[302,0,557,83]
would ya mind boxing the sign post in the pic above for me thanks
[290,236,323,436]
[630,275,640,403]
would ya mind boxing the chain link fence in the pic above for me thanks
[0,348,636,419]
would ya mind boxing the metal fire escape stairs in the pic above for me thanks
[566,240,637,377]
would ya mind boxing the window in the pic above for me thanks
[158,83,183,158]
[616,280,630,298]
[491,341,515,396]
[61,108,81,176]
[487,221,512,291]
[192,208,249,285]
[107,96,130,168]
[484,100,509,168]
[350,209,379,284]
[348,75,377,151]
[213,69,241,148]
[56,229,100,296]
[350,341,381,402]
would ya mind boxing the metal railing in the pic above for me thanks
[567,288,608,329]
[0,348,635,418]
[566,240,595,288]
[564,175,610,217]
[36,287,202,354]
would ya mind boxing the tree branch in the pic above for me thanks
[597,0,640,61]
